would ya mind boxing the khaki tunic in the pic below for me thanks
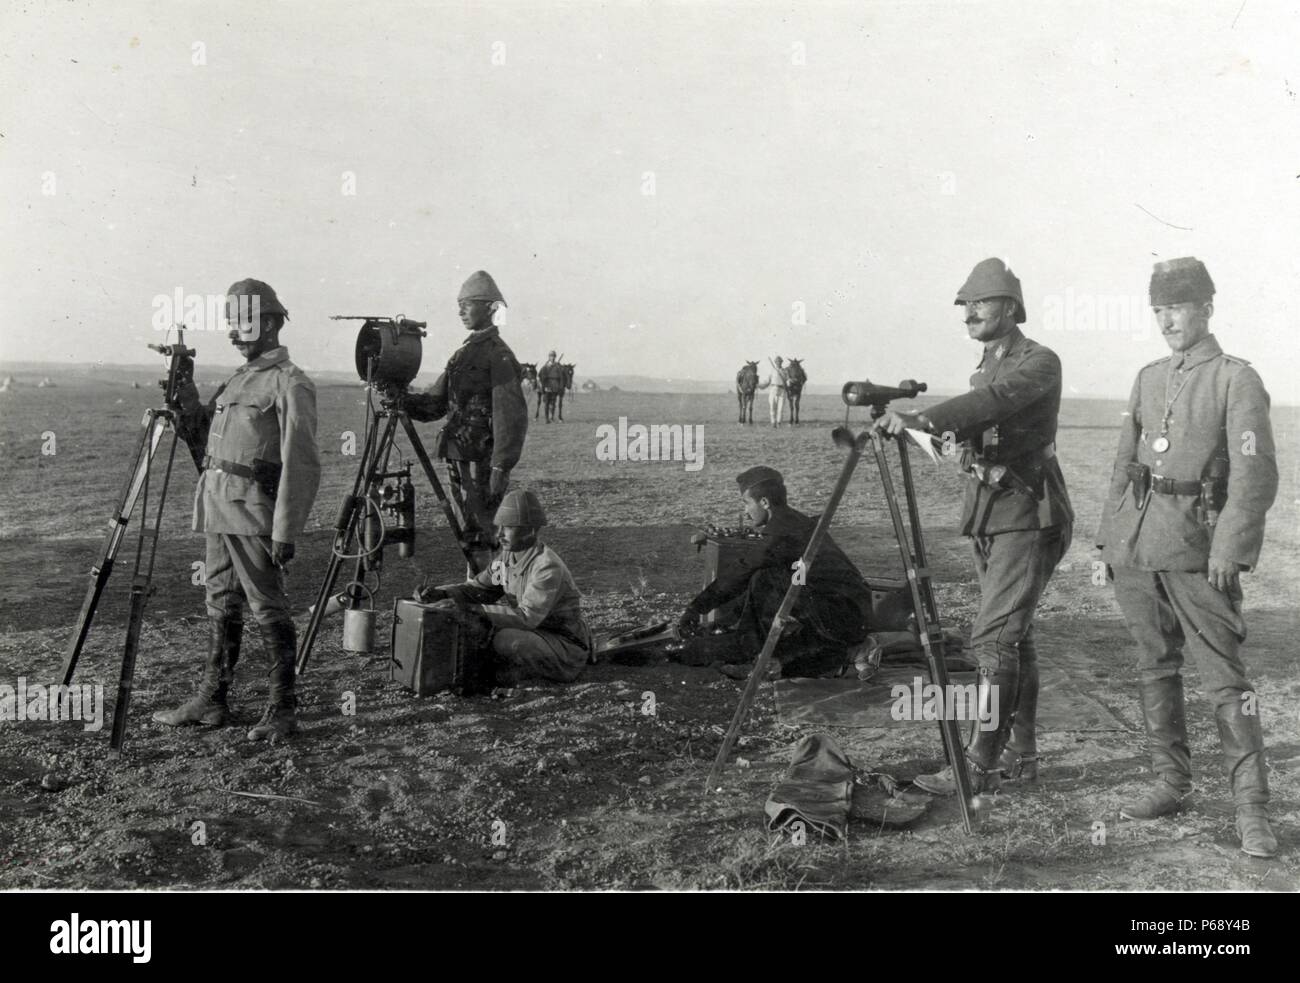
[923,326,1074,536]
[471,542,591,648]
[422,326,528,469]
[192,347,321,544]
[1095,334,1277,572]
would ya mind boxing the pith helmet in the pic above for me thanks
[458,270,507,306]
[954,258,1025,323]
[1150,257,1215,306]
[226,279,289,320]
[494,489,547,527]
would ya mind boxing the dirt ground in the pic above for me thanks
[1,378,1297,890]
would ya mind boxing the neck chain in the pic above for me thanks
[1152,361,1197,453]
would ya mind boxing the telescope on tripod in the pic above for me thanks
[707,376,979,834]
[59,329,199,751]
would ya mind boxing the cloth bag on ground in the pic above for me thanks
[763,733,855,841]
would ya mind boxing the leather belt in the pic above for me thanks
[985,443,1056,467]
[203,455,256,479]
[1150,475,1201,496]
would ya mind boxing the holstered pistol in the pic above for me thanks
[1125,462,1151,510]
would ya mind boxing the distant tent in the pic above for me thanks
[0,376,13,392]
[581,379,599,392]
[37,377,55,388]
[608,385,621,392]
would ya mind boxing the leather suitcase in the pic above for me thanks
[699,535,759,625]
[389,598,474,696]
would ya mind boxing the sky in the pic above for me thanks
[2,0,1298,400]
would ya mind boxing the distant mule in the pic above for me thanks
[736,361,759,425]
[519,362,538,391]
[558,363,576,421]
[785,358,807,425]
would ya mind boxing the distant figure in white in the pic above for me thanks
[758,356,789,428]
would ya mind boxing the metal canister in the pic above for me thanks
[341,583,377,654]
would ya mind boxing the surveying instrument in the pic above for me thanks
[705,378,978,834]
[59,329,200,751]
[294,315,480,674]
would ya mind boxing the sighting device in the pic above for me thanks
[59,329,199,751]
[294,315,480,674]
[706,377,979,835]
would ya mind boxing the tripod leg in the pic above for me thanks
[870,432,976,833]
[296,417,392,675]
[61,411,169,688]
[111,572,150,751]
[295,548,350,675]
[398,414,482,574]
[705,431,868,793]
[895,440,940,624]
[110,425,180,750]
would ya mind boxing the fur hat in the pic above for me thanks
[1150,257,1215,306]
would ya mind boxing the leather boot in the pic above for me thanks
[153,615,242,727]
[247,620,299,742]
[218,613,242,701]
[913,666,1017,797]
[998,650,1039,782]
[1120,676,1192,820]
[1215,698,1277,858]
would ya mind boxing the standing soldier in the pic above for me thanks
[875,258,1074,795]
[155,279,321,741]
[1096,257,1278,858]
[407,271,528,573]
[538,350,564,423]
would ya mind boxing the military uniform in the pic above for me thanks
[157,279,320,740]
[681,471,873,676]
[425,490,591,685]
[538,359,565,394]
[1096,257,1278,855]
[911,259,1073,793]
[452,542,592,683]
[920,324,1074,781]
[194,347,321,564]
[537,356,565,423]
[409,272,528,561]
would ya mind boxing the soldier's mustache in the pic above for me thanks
[965,316,985,326]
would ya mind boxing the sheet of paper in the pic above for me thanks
[903,428,941,464]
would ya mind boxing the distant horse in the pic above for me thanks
[519,362,538,391]
[557,363,576,421]
[785,358,807,425]
[736,361,759,424]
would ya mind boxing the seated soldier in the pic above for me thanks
[416,489,592,685]
[676,466,872,677]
